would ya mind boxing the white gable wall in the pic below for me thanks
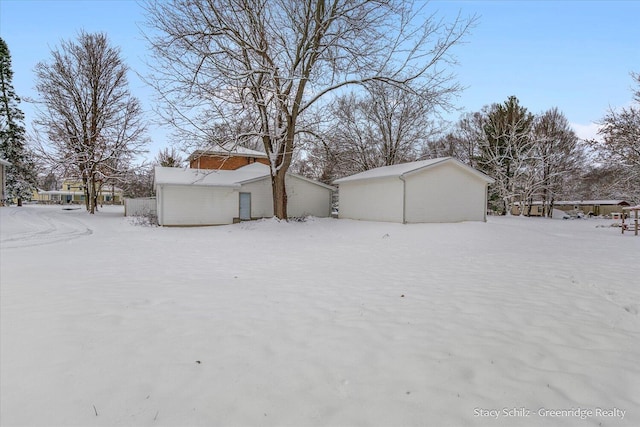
[287,175,333,218]
[338,177,404,222]
[404,162,488,223]
[240,178,273,218]
[240,175,333,219]
[157,185,238,226]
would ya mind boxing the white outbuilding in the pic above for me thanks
[155,163,335,226]
[333,157,494,223]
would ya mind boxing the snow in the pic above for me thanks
[1,205,639,426]
[189,145,268,158]
[154,163,335,191]
[154,163,270,187]
[333,157,493,184]
[333,158,449,183]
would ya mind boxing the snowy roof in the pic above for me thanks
[155,163,336,191]
[189,145,268,160]
[155,163,270,187]
[333,157,494,184]
[0,158,11,166]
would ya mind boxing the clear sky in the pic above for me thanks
[1,0,638,161]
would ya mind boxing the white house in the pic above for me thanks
[0,158,10,206]
[333,157,495,223]
[154,163,335,226]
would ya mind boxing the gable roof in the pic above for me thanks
[155,163,336,191]
[155,164,267,188]
[333,157,494,184]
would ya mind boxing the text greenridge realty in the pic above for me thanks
[474,407,626,420]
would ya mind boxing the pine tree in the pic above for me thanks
[477,96,535,215]
[0,37,37,206]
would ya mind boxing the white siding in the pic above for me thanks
[240,179,274,218]
[287,176,332,218]
[338,177,404,222]
[404,163,487,223]
[240,176,333,219]
[158,185,238,226]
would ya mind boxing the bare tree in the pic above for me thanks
[586,73,640,202]
[143,0,475,219]
[532,108,585,216]
[33,31,148,213]
[318,81,441,178]
[424,111,484,167]
[122,163,155,198]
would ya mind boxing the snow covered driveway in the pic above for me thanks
[0,205,92,249]
[1,205,638,426]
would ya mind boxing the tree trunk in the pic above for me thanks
[272,169,288,220]
[88,175,96,214]
[503,197,511,216]
[17,197,22,207]
[83,176,90,211]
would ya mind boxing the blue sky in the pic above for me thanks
[1,0,638,161]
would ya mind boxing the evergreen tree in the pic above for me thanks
[0,37,37,206]
[477,96,534,214]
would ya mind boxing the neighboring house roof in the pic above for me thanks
[38,189,124,196]
[554,200,630,206]
[0,158,11,166]
[155,163,336,191]
[333,157,495,184]
[188,145,269,161]
[516,200,631,206]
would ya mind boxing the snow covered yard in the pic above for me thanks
[1,205,638,427]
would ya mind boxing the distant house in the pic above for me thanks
[333,157,494,223]
[0,158,10,206]
[511,200,632,217]
[188,146,270,170]
[155,162,335,226]
[35,179,124,205]
[553,200,631,217]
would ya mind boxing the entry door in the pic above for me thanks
[239,192,251,220]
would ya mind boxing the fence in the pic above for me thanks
[124,197,157,217]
